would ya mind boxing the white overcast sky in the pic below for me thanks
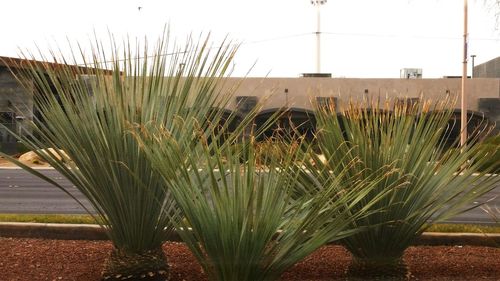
[1,0,499,78]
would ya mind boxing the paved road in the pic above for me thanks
[0,168,498,224]
[0,168,93,214]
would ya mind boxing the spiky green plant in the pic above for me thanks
[1,33,243,280]
[135,120,390,281]
[482,205,500,226]
[309,98,499,280]
[476,133,500,173]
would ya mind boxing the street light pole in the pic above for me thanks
[461,0,468,148]
[311,0,327,73]
[471,54,476,78]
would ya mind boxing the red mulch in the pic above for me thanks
[0,237,499,281]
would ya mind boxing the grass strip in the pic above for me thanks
[1,214,499,234]
[426,223,500,234]
[0,214,98,224]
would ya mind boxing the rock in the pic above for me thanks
[18,148,70,165]
[18,151,46,164]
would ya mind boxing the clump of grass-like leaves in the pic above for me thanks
[476,133,500,173]
[308,98,499,280]
[1,32,242,280]
[136,124,388,281]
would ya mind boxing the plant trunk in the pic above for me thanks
[346,256,411,281]
[101,247,169,281]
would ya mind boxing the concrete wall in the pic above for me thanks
[1,74,498,118]
[224,77,500,114]
[474,57,500,78]
[0,74,498,144]
[0,68,33,119]
[0,68,33,152]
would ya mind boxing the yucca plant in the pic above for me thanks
[135,118,391,281]
[476,133,500,173]
[1,33,243,280]
[482,204,500,225]
[309,98,499,280]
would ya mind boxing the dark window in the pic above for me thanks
[236,96,258,114]
[0,112,15,124]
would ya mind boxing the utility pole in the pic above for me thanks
[311,0,327,73]
[461,0,468,148]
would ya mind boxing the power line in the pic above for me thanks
[76,31,499,67]
[76,33,312,67]
[242,32,311,45]
[322,31,500,41]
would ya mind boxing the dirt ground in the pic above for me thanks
[0,237,499,281]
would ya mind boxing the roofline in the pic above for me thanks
[0,56,113,75]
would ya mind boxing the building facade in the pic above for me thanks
[474,56,500,78]
[0,62,33,153]
[1,57,499,153]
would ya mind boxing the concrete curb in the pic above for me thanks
[0,222,108,240]
[1,222,499,247]
[0,166,55,170]
[414,232,500,247]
